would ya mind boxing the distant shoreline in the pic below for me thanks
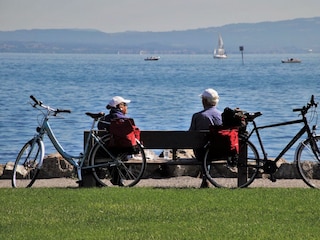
[1,17,319,54]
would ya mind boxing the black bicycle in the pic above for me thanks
[203,95,320,188]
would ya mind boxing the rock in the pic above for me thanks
[161,164,201,178]
[0,151,309,180]
[1,162,16,179]
[148,149,201,178]
[165,149,200,177]
[0,164,4,177]
[0,154,74,179]
[275,163,300,179]
[37,152,74,178]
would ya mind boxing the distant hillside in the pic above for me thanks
[0,17,319,54]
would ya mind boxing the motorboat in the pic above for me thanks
[281,58,301,63]
[144,56,160,61]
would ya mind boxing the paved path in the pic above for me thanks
[0,177,310,188]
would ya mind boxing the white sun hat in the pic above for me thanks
[107,96,131,108]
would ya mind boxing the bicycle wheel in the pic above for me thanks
[90,136,147,187]
[296,136,320,189]
[12,139,44,188]
[203,139,260,188]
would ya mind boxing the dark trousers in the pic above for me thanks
[193,148,207,181]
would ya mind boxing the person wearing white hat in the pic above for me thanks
[97,96,132,186]
[98,96,131,130]
[189,88,222,131]
[189,88,222,188]
[107,96,131,110]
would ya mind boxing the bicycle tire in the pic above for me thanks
[90,135,147,187]
[12,139,44,188]
[203,138,260,188]
[296,135,320,189]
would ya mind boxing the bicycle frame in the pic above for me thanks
[43,120,81,162]
[36,114,111,182]
[247,115,316,164]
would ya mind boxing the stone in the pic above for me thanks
[0,151,307,180]
[37,152,74,179]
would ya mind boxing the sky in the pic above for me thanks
[1,0,319,33]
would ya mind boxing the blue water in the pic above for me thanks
[1,53,320,164]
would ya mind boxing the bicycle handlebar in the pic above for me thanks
[30,95,71,114]
[56,109,72,114]
[30,95,42,106]
[292,95,318,114]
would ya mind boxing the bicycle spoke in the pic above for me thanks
[296,136,320,188]
[203,139,260,188]
[12,139,42,188]
[90,136,146,187]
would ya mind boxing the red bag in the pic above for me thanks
[209,126,239,157]
[108,118,140,148]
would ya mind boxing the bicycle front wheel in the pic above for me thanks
[90,136,147,187]
[12,139,44,188]
[203,139,260,188]
[296,136,320,189]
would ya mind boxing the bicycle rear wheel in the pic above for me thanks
[90,136,147,187]
[296,136,320,189]
[12,139,44,188]
[203,139,260,188]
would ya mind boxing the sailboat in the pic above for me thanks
[213,34,227,59]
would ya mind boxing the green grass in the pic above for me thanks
[1,187,320,239]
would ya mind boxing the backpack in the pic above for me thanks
[207,107,246,158]
[222,107,247,131]
[108,118,140,153]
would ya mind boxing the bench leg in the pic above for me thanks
[80,169,98,187]
[238,139,248,187]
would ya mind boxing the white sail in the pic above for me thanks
[213,34,227,59]
[218,34,224,49]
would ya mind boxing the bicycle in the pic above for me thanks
[203,95,320,188]
[12,95,147,188]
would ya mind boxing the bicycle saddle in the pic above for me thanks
[245,112,262,122]
[85,112,105,120]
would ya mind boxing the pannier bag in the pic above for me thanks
[108,118,140,149]
[209,125,239,158]
[222,107,247,131]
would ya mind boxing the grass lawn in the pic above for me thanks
[0,187,319,239]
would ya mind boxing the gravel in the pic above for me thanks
[0,176,310,188]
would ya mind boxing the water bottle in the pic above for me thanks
[163,149,170,159]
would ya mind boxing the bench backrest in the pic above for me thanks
[84,130,209,150]
[140,131,209,149]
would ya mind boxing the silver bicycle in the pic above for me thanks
[12,95,146,188]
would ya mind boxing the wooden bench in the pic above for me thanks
[84,130,209,162]
[82,130,247,187]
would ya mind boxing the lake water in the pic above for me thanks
[0,53,319,164]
